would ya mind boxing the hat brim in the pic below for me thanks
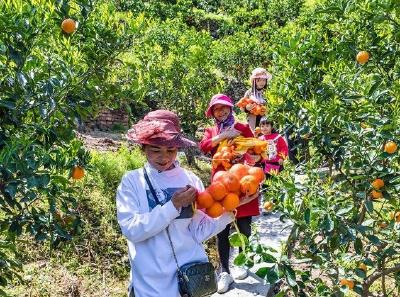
[252,73,272,81]
[205,99,234,117]
[127,134,196,148]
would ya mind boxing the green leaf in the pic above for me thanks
[229,232,248,247]
[285,266,297,287]
[365,201,374,213]
[304,208,310,224]
[266,265,280,285]
[233,252,246,266]
[367,235,381,245]
[354,238,363,254]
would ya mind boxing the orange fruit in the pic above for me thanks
[196,191,214,209]
[222,193,240,211]
[218,172,240,193]
[212,171,226,182]
[378,222,388,228]
[240,175,258,195]
[207,182,227,201]
[206,202,224,218]
[391,211,400,223]
[371,190,383,199]
[371,178,384,189]
[359,263,367,272]
[221,151,232,160]
[340,279,354,289]
[220,146,232,154]
[254,127,261,135]
[221,160,232,170]
[356,51,369,64]
[71,166,85,180]
[213,152,223,160]
[61,18,76,34]
[263,201,274,211]
[384,141,397,154]
[248,166,265,184]
[229,164,249,181]
[253,145,263,154]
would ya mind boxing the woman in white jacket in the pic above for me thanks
[116,110,235,297]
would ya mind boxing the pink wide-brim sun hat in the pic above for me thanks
[126,110,196,148]
[205,94,234,118]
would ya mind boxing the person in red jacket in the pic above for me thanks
[258,117,288,175]
[199,93,260,293]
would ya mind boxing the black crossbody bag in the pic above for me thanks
[143,168,217,297]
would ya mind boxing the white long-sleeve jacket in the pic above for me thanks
[116,164,234,297]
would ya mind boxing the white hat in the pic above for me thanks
[250,67,272,82]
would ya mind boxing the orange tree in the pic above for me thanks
[232,0,400,295]
[0,0,135,292]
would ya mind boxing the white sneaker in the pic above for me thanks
[232,266,248,280]
[217,272,233,293]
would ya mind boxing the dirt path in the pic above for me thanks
[77,131,125,151]
[211,212,293,297]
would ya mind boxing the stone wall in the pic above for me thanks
[84,108,129,131]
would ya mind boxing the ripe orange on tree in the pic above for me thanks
[371,190,383,199]
[240,175,258,195]
[207,181,227,201]
[371,178,384,189]
[390,211,400,223]
[222,193,240,211]
[61,18,76,34]
[71,166,85,180]
[340,279,355,289]
[206,202,224,218]
[229,163,249,181]
[384,141,397,154]
[356,51,370,64]
[196,191,214,209]
[263,201,274,212]
[359,263,367,272]
[248,166,265,184]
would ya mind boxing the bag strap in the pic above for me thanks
[142,168,182,273]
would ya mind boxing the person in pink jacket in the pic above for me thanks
[258,117,288,175]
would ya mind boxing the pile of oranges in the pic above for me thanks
[212,145,236,170]
[196,164,265,217]
[236,97,267,116]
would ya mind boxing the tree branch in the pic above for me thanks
[363,263,400,289]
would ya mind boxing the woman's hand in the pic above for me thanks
[212,127,241,146]
[238,189,260,206]
[171,185,197,210]
[220,127,241,140]
[245,103,256,111]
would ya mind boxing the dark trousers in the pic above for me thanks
[217,216,252,274]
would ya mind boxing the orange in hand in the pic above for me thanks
[206,202,224,218]
[222,193,240,211]
[196,191,214,209]
[218,172,240,193]
[248,166,265,184]
[207,182,227,201]
[240,175,258,195]
[229,164,249,181]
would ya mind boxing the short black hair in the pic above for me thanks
[259,117,273,126]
